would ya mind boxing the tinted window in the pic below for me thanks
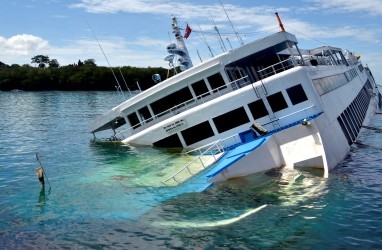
[267,92,288,112]
[286,84,308,105]
[208,73,226,91]
[192,79,210,98]
[127,112,140,128]
[138,106,152,122]
[248,99,269,119]
[213,107,250,133]
[151,87,193,115]
[153,134,183,148]
[181,121,215,146]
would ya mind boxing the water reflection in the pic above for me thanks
[36,187,51,211]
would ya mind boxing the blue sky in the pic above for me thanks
[1,0,382,83]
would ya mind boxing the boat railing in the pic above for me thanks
[115,76,251,139]
[258,58,296,79]
[161,134,242,186]
[257,53,350,80]
[115,55,323,139]
[161,105,320,186]
[161,139,226,186]
[262,105,318,129]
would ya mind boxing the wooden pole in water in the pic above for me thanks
[35,153,51,188]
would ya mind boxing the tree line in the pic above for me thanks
[0,55,171,91]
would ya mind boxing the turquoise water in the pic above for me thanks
[1,91,382,249]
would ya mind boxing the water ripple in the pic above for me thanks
[1,92,382,249]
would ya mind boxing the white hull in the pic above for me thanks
[90,23,380,183]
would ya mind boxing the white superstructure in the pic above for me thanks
[90,15,381,182]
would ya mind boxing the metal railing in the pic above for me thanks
[115,76,251,139]
[262,105,318,130]
[161,139,226,185]
[160,105,322,186]
[257,58,296,79]
[114,55,330,139]
[161,134,243,186]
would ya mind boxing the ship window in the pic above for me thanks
[151,87,193,116]
[138,106,152,123]
[341,113,356,141]
[207,73,226,92]
[127,112,140,128]
[286,84,308,105]
[113,117,126,129]
[213,107,250,133]
[181,121,215,146]
[192,79,210,98]
[248,99,269,119]
[337,117,352,145]
[153,134,183,148]
[267,92,288,112]
[344,109,358,137]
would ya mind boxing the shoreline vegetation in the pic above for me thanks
[0,57,172,91]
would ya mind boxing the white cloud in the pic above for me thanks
[309,0,382,15]
[70,0,380,45]
[282,19,381,45]
[70,0,277,24]
[2,0,381,78]
[44,37,168,67]
[0,34,49,57]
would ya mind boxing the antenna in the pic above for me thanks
[118,67,132,95]
[226,37,233,50]
[219,0,244,46]
[198,24,214,57]
[83,16,125,99]
[197,50,203,63]
[210,12,227,53]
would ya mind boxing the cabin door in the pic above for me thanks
[226,67,248,89]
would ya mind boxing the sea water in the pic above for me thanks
[0,91,382,249]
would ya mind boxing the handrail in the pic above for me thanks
[161,106,322,186]
[115,56,322,139]
[162,140,225,185]
[257,57,296,79]
[262,105,317,127]
[162,133,243,185]
[115,76,251,139]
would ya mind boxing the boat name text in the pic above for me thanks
[164,119,186,133]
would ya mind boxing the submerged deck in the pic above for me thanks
[171,136,269,193]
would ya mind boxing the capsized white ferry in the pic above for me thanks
[90,14,381,185]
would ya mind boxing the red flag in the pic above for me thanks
[184,24,192,39]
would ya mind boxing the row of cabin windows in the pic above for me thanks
[313,68,359,96]
[337,81,372,145]
[153,83,308,147]
[127,73,226,127]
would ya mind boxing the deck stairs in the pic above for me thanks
[161,112,324,192]
[162,140,226,186]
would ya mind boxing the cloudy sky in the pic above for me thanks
[1,0,381,83]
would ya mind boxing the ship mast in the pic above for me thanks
[165,17,193,72]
